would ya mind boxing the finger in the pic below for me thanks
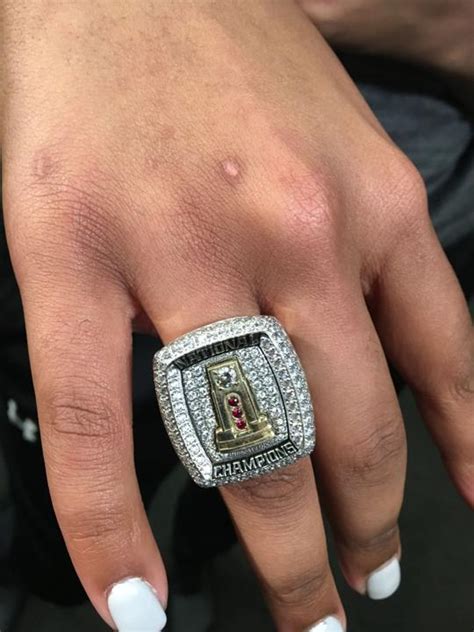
[144,288,345,632]
[276,285,405,600]
[371,211,474,506]
[223,460,344,631]
[19,277,167,631]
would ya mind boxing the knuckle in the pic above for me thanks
[342,416,406,487]
[10,148,125,276]
[451,375,474,404]
[268,564,331,609]
[422,339,474,408]
[384,153,428,229]
[278,164,343,258]
[447,355,474,404]
[347,523,400,555]
[61,502,139,555]
[228,461,310,508]
[43,380,122,448]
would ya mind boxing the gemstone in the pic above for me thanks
[236,419,247,430]
[227,396,239,406]
[214,367,237,388]
[232,407,243,418]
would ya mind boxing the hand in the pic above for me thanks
[3,1,473,630]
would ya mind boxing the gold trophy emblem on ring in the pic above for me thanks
[207,357,275,453]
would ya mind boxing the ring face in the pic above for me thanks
[153,316,315,487]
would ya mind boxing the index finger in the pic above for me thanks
[18,274,168,631]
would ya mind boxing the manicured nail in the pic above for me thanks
[107,577,167,631]
[367,557,401,600]
[305,615,345,632]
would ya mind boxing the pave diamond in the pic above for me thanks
[213,366,238,388]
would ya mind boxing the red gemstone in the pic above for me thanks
[236,419,247,430]
[228,396,239,406]
[232,407,243,418]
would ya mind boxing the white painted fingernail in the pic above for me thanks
[107,577,167,631]
[367,557,401,600]
[305,615,345,632]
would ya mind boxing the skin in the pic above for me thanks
[1,1,473,630]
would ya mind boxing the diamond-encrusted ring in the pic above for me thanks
[153,316,315,487]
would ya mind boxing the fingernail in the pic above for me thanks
[107,577,167,631]
[367,557,401,600]
[305,615,345,632]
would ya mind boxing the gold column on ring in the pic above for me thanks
[207,357,274,453]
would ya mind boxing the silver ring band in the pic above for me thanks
[153,316,315,487]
